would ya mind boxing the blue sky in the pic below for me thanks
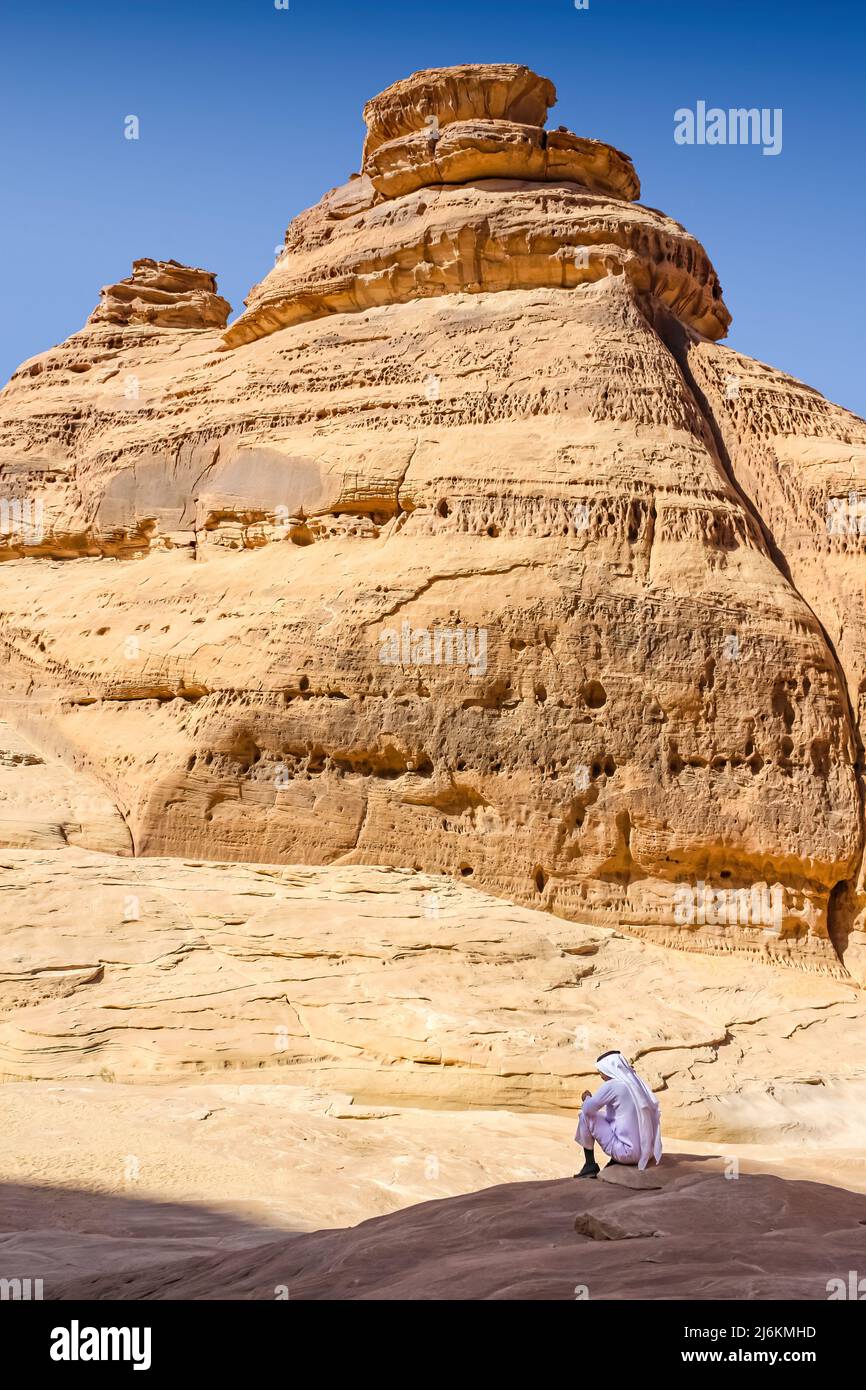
[2,0,864,413]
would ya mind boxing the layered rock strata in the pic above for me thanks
[88,258,231,330]
[2,851,864,1125]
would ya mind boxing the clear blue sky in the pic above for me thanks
[2,0,864,414]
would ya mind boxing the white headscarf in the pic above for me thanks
[597,1051,662,1169]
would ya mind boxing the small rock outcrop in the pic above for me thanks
[88,258,230,330]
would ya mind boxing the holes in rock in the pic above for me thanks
[698,659,716,694]
[486,524,499,538]
[436,500,450,518]
[582,680,606,709]
[459,865,474,878]
[534,867,547,893]
[298,676,310,692]
[535,685,547,703]
[772,682,795,731]
[810,737,830,777]
[644,696,666,723]
[827,879,854,965]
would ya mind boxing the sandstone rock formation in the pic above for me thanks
[88,258,231,330]
[223,62,724,346]
[3,851,865,1136]
[0,720,129,853]
[63,1161,862,1301]
[0,63,863,980]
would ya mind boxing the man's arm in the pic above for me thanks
[580,1079,616,1119]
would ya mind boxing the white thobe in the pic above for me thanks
[575,1079,642,1165]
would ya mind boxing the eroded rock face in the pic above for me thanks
[2,851,863,1123]
[88,258,231,330]
[223,64,724,347]
[361,64,558,157]
[0,63,863,977]
[0,721,130,853]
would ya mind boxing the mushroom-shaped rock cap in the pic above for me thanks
[221,64,730,350]
[362,63,556,157]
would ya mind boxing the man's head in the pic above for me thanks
[596,1050,622,1078]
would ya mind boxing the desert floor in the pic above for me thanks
[2,850,865,1299]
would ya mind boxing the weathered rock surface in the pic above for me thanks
[0,720,130,853]
[39,1155,866,1301]
[225,63,722,346]
[0,63,863,975]
[663,322,866,959]
[361,64,558,157]
[88,258,231,330]
[3,850,865,1134]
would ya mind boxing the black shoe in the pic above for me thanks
[605,1158,620,1168]
[574,1160,600,1179]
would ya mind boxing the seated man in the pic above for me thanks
[575,1050,662,1178]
